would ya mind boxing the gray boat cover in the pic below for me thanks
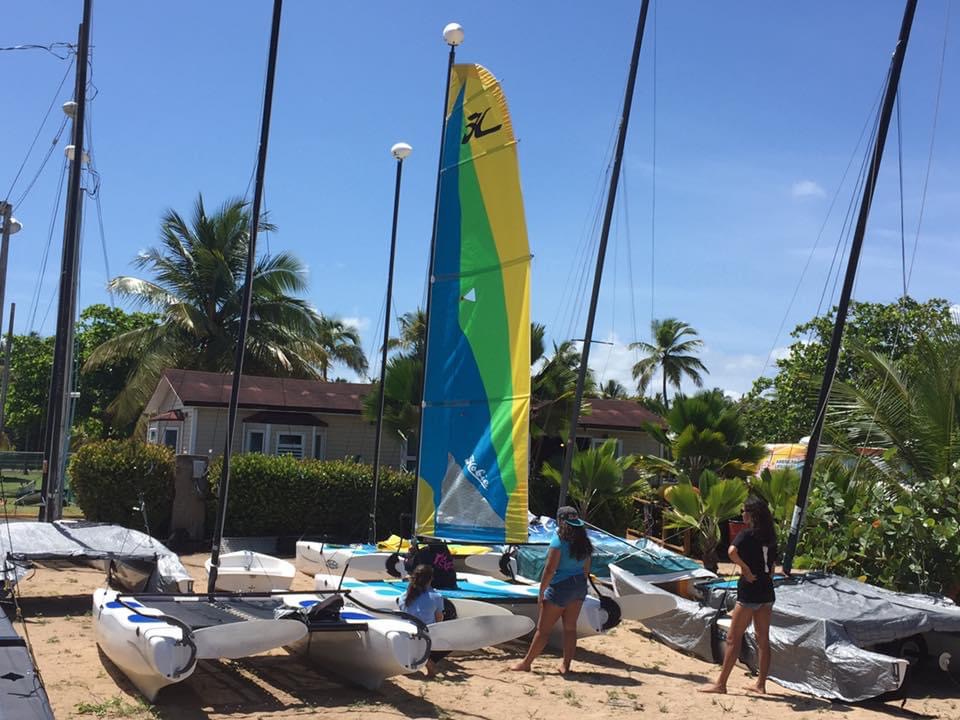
[0,521,192,594]
[627,570,960,701]
[0,613,54,720]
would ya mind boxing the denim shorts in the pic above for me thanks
[544,574,587,608]
[738,600,774,611]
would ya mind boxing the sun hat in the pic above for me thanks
[557,506,584,527]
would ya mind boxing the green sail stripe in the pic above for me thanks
[456,139,518,495]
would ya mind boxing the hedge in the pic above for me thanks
[206,454,415,541]
[69,439,176,535]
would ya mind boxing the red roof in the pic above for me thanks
[242,411,328,427]
[160,369,661,430]
[162,369,369,414]
[578,398,662,431]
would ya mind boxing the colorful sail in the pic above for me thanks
[416,64,531,543]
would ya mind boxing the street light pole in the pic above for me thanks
[0,303,16,437]
[369,142,412,544]
[0,203,22,343]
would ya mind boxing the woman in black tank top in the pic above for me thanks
[700,496,777,695]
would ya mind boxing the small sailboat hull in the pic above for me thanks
[204,551,295,592]
[282,599,428,689]
[94,589,308,701]
[93,589,197,702]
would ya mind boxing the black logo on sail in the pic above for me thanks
[462,108,502,144]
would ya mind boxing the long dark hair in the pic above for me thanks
[558,521,593,561]
[404,564,434,606]
[744,496,775,546]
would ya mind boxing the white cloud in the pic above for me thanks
[951,304,960,326]
[791,180,826,199]
[341,316,370,331]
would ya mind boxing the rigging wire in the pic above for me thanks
[756,84,885,384]
[84,97,114,306]
[11,116,70,210]
[649,0,657,326]
[896,95,907,299]
[0,42,74,59]
[4,57,75,202]
[28,159,68,331]
[906,0,951,289]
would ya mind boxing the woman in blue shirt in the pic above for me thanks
[398,564,445,677]
[511,506,593,674]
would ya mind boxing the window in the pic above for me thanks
[590,437,623,456]
[276,433,303,458]
[162,428,179,450]
[313,429,326,460]
[246,430,265,454]
[148,427,158,443]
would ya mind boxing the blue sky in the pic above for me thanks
[4,1,958,397]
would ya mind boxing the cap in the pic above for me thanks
[557,506,584,527]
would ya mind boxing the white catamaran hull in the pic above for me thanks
[295,542,399,580]
[204,551,296,592]
[93,589,308,701]
[93,589,196,701]
[282,597,428,688]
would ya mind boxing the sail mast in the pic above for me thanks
[557,0,652,508]
[39,0,92,523]
[370,142,412,543]
[412,23,463,522]
[782,0,918,573]
[207,0,283,596]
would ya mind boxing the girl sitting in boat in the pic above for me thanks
[510,505,593,674]
[701,495,778,695]
[398,564,445,677]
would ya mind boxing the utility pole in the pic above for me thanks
[0,303,16,437]
[39,0,92,522]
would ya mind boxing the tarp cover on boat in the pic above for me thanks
[0,612,54,720]
[517,517,711,582]
[638,571,960,701]
[0,521,191,594]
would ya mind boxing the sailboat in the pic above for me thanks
[318,21,676,638]
[611,0,960,701]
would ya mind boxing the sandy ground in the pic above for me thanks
[5,553,958,720]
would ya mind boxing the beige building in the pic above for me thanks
[144,369,661,468]
[143,369,407,467]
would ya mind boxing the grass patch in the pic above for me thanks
[75,696,158,718]
[562,688,581,708]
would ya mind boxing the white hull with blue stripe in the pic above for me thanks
[92,588,308,701]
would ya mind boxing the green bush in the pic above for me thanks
[206,454,415,541]
[69,440,175,535]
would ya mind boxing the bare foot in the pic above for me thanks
[745,684,766,695]
[509,663,531,672]
[698,684,727,694]
[558,664,570,675]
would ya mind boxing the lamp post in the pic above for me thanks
[369,142,412,544]
[0,203,22,341]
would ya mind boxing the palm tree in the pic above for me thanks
[85,194,367,424]
[541,439,649,524]
[630,318,707,409]
[599,379,628,399]
[386,309,426,358]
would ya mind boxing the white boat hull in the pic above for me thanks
[282,598,428,688]
[204,551,295,592]
[94,589,308,702]
[93,589,195,701]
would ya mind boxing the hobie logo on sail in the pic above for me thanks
[464,455,490,489]
[462,108,502,144]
